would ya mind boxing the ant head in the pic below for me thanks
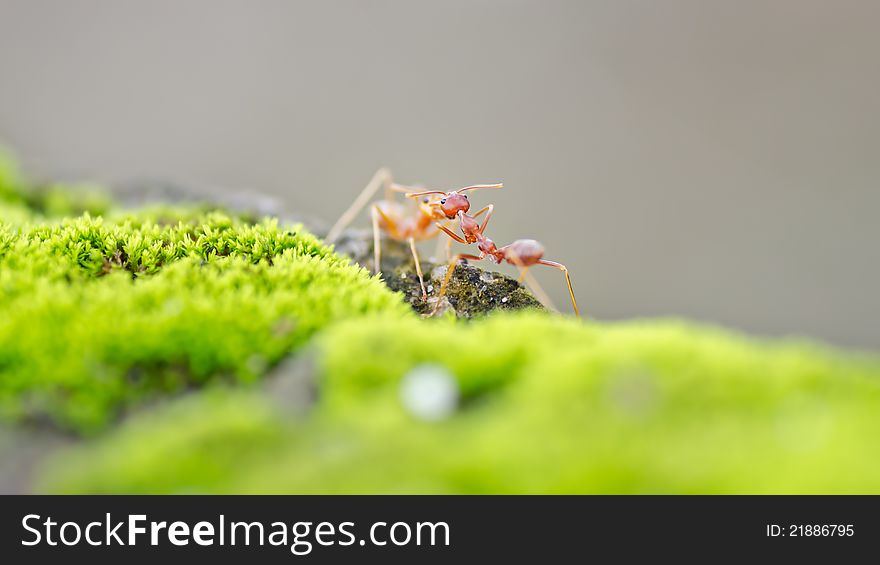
[406,182,502,219]
[438,193,470,219]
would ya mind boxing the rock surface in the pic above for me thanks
[329,229,544,317]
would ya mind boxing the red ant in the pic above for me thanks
[433,210,581,317]
[325,168,502,300]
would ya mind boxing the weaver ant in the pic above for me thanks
[434,209,581,317]
[325,168,502,300]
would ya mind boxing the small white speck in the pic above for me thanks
[501,297,509,303]
[399,364,459,422]
[400,273,407,279]
[163,298,183,315]
[426,284,434,293]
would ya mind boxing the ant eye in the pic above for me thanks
[440,199,446,204]
[464,195,468,199]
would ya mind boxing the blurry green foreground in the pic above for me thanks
[39,315,880,493]
[2,150,879,493]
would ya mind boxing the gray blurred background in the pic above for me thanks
[0,0,877,349]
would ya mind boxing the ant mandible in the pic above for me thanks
[433,209,581,317]
[325,168,502,300]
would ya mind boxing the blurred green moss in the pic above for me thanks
[40,314,880,493]
[0,149,113,222]
[0,150,25,204]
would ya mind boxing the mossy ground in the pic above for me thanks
[3,150,880,493]
[0,155,409,432]
[39,315,880,493]
[329,228,542,317]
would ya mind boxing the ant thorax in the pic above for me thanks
[478,237,503,262]
[376,201,423,237]
[458,213,482,243]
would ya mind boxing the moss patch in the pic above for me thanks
[0,165,410,432]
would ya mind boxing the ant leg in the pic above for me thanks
[435,223,468,244]
[408,237,428,301]
[520,268,560,313]
[326,168,392,244]
[429,224,452,261]
[470,204,494,233]
[393,182,433,195]
[538,259,581,318]
[406,189,450,200]
[442,254,484,294]
[421,224,447,261]
[383,174,395,201]
[432,253,484,314]
[371,206,382,275]
[471,205,490,218]
[370,205,406,275]
[386,180,430,200]
[374,206,402,239]
[432,230,446,261]
[507,251,559,313]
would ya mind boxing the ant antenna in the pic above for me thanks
[454,183,503,193]
[405,183,503,200]
[405,190,447,199]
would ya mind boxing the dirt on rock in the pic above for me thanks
[330,229,544,317]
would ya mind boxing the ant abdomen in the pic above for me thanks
[502,239,545,266]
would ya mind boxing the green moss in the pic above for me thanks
[0,154,410,433]
[0,210,410,433]
[39,313,880,493]
[37,389,290,493]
